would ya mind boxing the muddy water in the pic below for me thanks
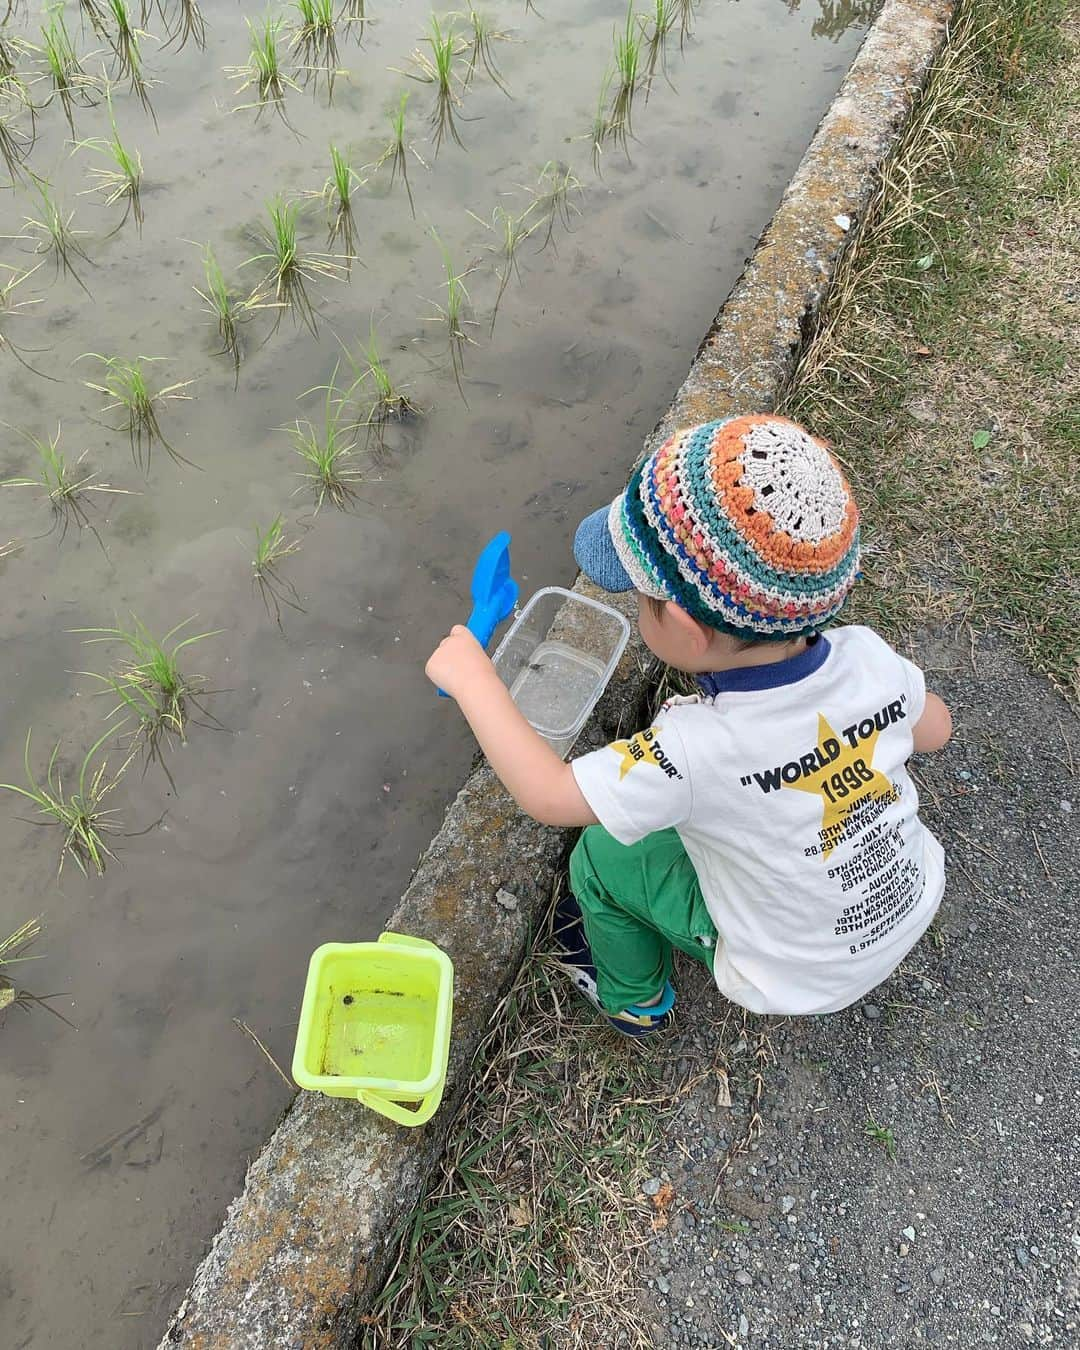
[0,0,868,1343]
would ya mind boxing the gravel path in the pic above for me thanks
[636,635,1079,1349]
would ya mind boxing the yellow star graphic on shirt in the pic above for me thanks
[610,727,656,780]
[783,714,897,858]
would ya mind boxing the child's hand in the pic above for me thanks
[425,625,496,701]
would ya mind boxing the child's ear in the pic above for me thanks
[663,600,711,655]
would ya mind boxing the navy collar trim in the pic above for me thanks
[696,634,831,696]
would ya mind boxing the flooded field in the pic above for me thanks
[0,0,870,1343]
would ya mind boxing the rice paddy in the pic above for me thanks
[80,353,194,470]
[0,0,870,1336]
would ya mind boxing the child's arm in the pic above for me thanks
[426,625,599,828]
[911,692,952,753]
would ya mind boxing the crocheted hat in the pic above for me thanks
[574,414,861,639]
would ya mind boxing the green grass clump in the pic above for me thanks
[461,8,510,94]
[2,422,127,546]
[368,91,424,216]
[22,175,93,295]
[1,728,129,878]
[76,616,221,785]
[227,15,299,120]
[292,0,340,97]
[405,14,467,154]
[244,195,348,336]
[39,6,98,132]
[289,379,362,509]
[193,244,257,384]
[251,514,304,626]
[80,353,194,471]
[525,159,582,254]
[75,98,144,232]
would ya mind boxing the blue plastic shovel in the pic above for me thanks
[437,531,519,697]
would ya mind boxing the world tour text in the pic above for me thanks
[744,698,907,794]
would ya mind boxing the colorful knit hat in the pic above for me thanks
[573,414,861,639]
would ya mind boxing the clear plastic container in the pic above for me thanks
[491,587,631,759]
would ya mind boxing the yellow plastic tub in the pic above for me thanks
[291,933,454,1127]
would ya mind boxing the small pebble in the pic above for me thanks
[957,769,971,780]
[930,1267,946,1287]
[1015,1245,1030,1268]
[902,1226,916,1242]
[1059,799,1072,813]
[862,1003,881,1021]
[780,1195,796,1214]
[734,1270,752,1287]
[656,1274,670,1296]
[643,1177,662,1196]
[739,1314,750,1337]
[495,888,519,911]
[895,1281,911,1295]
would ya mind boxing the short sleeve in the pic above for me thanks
[896,651,927,725]
[571,716,693,846]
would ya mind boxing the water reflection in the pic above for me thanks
[782,0,879,42]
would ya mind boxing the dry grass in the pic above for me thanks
[781,0,1078,700]
[363,892,689,1348]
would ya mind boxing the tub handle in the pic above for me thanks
[357,1086,443,1128]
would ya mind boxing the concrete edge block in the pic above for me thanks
[159,3,956,1344]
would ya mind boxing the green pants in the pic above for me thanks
[568,825,718,1013]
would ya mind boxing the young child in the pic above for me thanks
[426,414,951,1036]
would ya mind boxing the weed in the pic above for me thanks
[244,195,348,336]
[80,353,194,471]
[76,616,221,786]
[863,1110,897,1160]
[75,96,144,232]
[404,14,467,154]
[193,244,256,384]
[103,0,155,120]
[469,201,535,333]
[0,727,130,878]
[423,228,474,398]
[251,514,304,626]
[292,0,341,97]
[21,174,94,295]
[289,378,363,509]
[460,7,511,94]
[2,422,128,547]
[342,324,420,431]
[227,15,299,122]
[608,1,642,147]
[0,260,53,377]
[39,6,99,132]
[307,142,363,258]
[368,91,425,216]
[524,159,582,254]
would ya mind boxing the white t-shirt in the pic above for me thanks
[571,626,946,1015]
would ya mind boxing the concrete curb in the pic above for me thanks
[160,2,957,1344]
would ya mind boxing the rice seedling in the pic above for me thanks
[524,159,582,254]
[38,6,100,132]
[0,538,19,559]
[75,97,143,233]
[0,917,74,1025]
[423,228,474,399]
[340,323,420,433]
[80,353,195,471]
[103,0,155,120]
[0,727,130,878]
[588,66,615,173]
[159,0,206,51]
[288,377,363,509]
[341,0,367,41]
[226,15,299,122]
[608,0,642,147]
[642,0,676,91]
[291,0,341,97]
[76,0,109,38]
[250,514,304,627]
[21,174,94,295]
[367,91,425,217]
[404,14,467,154]
[192,244,258,385]
[1,422,129,548]
[243,195,348,336]
[676,0,695,47]
[75,616,221,788]
[460,7,511,94]
[469,201,535,333]
[305,142,363,258]
[0,260,53,377]
[0,68,36,180]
